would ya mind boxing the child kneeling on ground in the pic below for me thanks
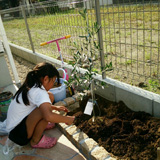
[6,62,75,149]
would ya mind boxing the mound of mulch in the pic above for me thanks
[68,95,160,160]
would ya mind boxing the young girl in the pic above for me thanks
[6,62,75,149]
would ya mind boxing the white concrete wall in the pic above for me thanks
[0,42,18,94]
[9,43,160,118]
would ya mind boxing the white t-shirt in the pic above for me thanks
[6,85,51,132]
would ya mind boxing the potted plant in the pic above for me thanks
[66,9,112,120]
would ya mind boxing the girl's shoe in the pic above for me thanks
[45,122,55,130]
[31,135,57,149]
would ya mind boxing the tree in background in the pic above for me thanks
[9,0,20,7]
[0,0,10,10]
[0,0,20,10]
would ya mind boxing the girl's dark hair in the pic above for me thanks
[14,62,59,105]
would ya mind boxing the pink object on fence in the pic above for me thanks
[40,35,71,46]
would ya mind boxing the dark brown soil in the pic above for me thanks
[68,95,160,160]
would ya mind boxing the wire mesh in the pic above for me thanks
[100,0,160,92]
[0,7,31,50]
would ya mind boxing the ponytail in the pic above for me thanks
[13,62,59,105]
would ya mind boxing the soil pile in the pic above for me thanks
[69,95,160,160]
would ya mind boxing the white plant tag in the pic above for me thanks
[84,101,93,115]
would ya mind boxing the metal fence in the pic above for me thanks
[0,0,160,93]
[102,0,160,91]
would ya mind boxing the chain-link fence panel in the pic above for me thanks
[100,0,160,93]
[1,0,87,62]
[1,6,31,51]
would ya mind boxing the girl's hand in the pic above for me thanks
[65,116,75,125]
[51,105,68,112]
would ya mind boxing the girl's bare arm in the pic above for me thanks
[39,102,74,125]
[51,105,68,112]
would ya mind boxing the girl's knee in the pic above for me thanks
[48,91,54,104]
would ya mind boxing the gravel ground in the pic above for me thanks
[5,54,35,84]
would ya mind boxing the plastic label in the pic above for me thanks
[84,100,93,115]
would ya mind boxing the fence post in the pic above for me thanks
[21,5,35,53]
[95,0,106,79]
[0,14,20,86]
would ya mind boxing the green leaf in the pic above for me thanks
[78,9,87,20]
[68,60,75,63]
[105,62,112,69]
[79,35,87,38]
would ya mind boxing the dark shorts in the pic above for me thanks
[9,116,31,146]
